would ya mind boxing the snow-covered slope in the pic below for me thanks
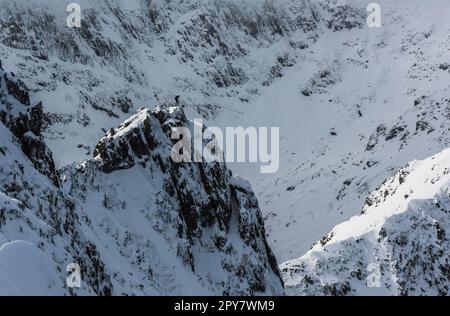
[0,241,66,296]
[281,148,450,295]
[223,0,450,262]
[0,0,449,296]
[0,65,283,295]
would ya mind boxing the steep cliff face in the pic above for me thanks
[281,148,450,295]
[0,67,283,294]
[0,68,57,184]
[60,107,284,295]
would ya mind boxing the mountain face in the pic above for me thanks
[281,148,450,295]
[0,0,449,296]
[276,0,450,295]
[0,0,364,167]
[243,0,450,263]
[0,65,283,295]
[0,0,368,260]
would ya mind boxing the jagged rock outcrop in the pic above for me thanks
[79,106,283,294]
[0,67,57,184]
[0,94,284,294]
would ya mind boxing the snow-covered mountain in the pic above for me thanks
[0,0,365,167]
[282,148,450,295]
[236,0,450,263]
[0,64,283,295]
[0,0,449,295]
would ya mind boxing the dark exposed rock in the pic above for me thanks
[4,73,31,106]
[416,120,429,132]
[111,95,133,114]
[320,1,365,32]
[0,66,58,185]
[323,281,351,296]
[386,123,407,141]
[302,68,341,96]
[438,63,449,71]
[366,124,386,151]
[286,185,296,191]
